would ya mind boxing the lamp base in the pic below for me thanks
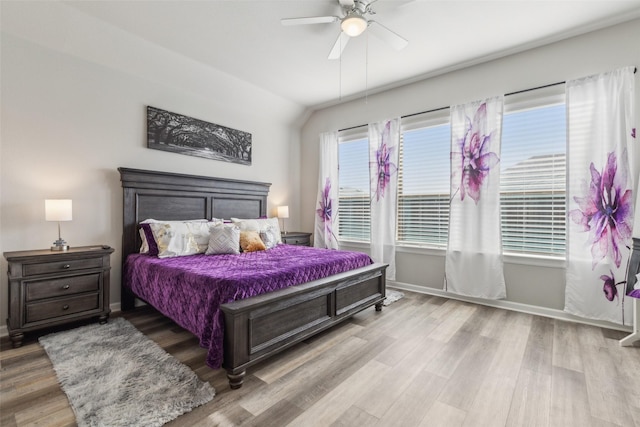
[51,238,69,251]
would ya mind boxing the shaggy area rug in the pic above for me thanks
[39,317,215,427]
[383,289,405,306]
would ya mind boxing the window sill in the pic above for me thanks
[503,252,566,269]
[338,240,371,251]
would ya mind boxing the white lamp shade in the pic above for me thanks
[45,199,73,221]
[277,205,290,219]
[341,14,367,37]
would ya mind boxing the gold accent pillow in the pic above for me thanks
[239,230,266,252]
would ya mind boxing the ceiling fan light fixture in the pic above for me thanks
[341,13,367,37]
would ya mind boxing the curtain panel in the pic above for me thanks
[565,67,636,324]
[314,131,340,250]
[445,97,506,299]
[369,118,400,280]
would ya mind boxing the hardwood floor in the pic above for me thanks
[1,290,639,426]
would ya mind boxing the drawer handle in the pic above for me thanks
[62,264,71,269]
[62,284,70,290]
[62,304,70,311]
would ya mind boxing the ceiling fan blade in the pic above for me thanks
[281,16,339,26]
[338,0,355,7]
[328,32,351,60]
[368,20,409,51]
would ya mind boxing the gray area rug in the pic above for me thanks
[39,317,215,427]
[383,289,405,306]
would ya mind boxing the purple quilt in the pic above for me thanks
[124,244,372,368]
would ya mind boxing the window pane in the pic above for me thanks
[398,123,450,247]
[338,138,370,242]
[500,103,566,256]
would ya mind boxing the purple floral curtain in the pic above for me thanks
[445,97,506,299]
[369,118,400,280]
[314,131,340,249]
[565,67,636,325]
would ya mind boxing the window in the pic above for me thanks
[338,130,370,242]
[398,111,451,247]
[335,86,566,258]
[500,88,566,257]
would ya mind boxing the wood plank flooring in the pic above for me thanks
[1,290,639,427]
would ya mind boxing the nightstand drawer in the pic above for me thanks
[284,236,310,246]
[25,273,101,302]
[23,257,103,276]
[281,232,312,246]
[26,293,100,323]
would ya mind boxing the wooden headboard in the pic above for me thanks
[118,167,271,309]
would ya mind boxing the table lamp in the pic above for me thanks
[45,199,72,251]
[277,205,289,235]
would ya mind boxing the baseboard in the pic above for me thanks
[389,281,633,333]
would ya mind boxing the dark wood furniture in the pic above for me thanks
[119,167,387,389]
[4,245,114,348]
[281,231,311,246]
[620,237,640,346]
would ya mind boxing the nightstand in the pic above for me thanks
[281,232,311,246]
[4,245,114,348]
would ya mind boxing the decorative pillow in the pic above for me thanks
[139,228,150,253]
[259,226,279,250]
[146,220,214,258]
[138,219,216,256]
[231,217,282,244]
[239,230,266,252]
[206,225,240,255]
[212,217,233,224]
[139,222,159,255]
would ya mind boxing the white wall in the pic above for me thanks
[0,2,306,328]
[301,19,640,315]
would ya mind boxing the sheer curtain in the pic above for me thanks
[445,97,506,299]
[565,67,636,324]
[369,118,400,280]
[314,131,340,249]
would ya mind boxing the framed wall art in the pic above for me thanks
[147,106,252,165]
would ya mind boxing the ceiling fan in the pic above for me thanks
[281,0,409,60]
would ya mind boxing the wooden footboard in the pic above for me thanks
[221,263,387,389]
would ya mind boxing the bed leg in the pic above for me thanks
[227,370,246,389]
[375,301,383,311]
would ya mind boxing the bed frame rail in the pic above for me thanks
[221,263,386,388]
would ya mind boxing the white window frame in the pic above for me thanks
[397,108,451,249]
[337,127,370,243]
[501,84,567,261]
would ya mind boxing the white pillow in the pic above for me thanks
[231,217,282,244]
[138,219,218,254]
[260,226,279,249]
[206,225,240,255]
[147,220,215,258]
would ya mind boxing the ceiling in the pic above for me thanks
[63,0,640,110]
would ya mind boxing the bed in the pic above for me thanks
[119,167,387,389]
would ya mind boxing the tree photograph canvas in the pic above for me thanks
[147,106,252,165]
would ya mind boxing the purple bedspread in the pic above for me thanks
[124,244,372,369]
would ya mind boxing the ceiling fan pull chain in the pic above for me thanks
[365,31,369,104]
[339,44,343,101]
